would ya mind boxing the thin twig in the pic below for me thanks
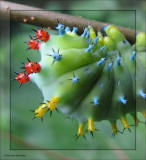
[0,1,137,44]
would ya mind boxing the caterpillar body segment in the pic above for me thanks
[40,62,104,117]
[14,21,146,139]
[40,47,102,78]
[104,25,126,45]
[133,32,146,52]
[136,52,146,112]
[78,64,114,122]
[103,36,116,52]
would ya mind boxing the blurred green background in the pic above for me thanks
[1,0,146,160]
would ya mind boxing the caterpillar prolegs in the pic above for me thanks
[13,21,146,139]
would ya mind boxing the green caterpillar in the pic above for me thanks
[13,20,146,139]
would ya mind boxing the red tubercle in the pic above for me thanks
[26,37,41,50]
[22,58,41,74]
[14,72,30,87]
[33,27,50,42]
[25,61,41,74]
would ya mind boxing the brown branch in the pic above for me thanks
[1,1,136,44]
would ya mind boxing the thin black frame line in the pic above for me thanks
[145,2,146,160]
[10,10,136,11]
[10,10,136,151]
[11,148,136,151]
[10,10,11,151]
[134,10,136,150]
[10,149,136,150]
[7,0,146,1]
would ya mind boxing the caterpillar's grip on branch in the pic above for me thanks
[13,21,146,140]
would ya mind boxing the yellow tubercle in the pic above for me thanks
[74,123,86,140]
[142,110,146,118]
[78,123,84,136]
[97,31,103,46]
[66,31,72,36]
[71,33,78,37]
[67,32,78,37]
[121,117,130,129]
[46,96,60,111]
[111,122,119,135]
[35,104,47,118]
[88,24,96,39]
[88,118,95,132]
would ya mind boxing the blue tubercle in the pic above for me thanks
[107,52,109,57]
[52,52,62,61]
[94,36,99,43]
[72,77,79,84]
[65,26,70,33]
[88,38,92,43]
[93,97,99,106]
[50,48,62,64]
[72,27,78,34]
[117,56,121,66]
[56,22,65,35]
[131,51,136,61]
[107,63,113,71]
[86,31,90,39]
[101,45,106,51]
[103,25,109,32]
[119,97,127,105]
[86,44,94,52]
[69,73,79,84]
[81,27,88,37]
[139,90,146,99]
[97,58,106,66]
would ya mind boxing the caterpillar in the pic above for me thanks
[13,20,146,139]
